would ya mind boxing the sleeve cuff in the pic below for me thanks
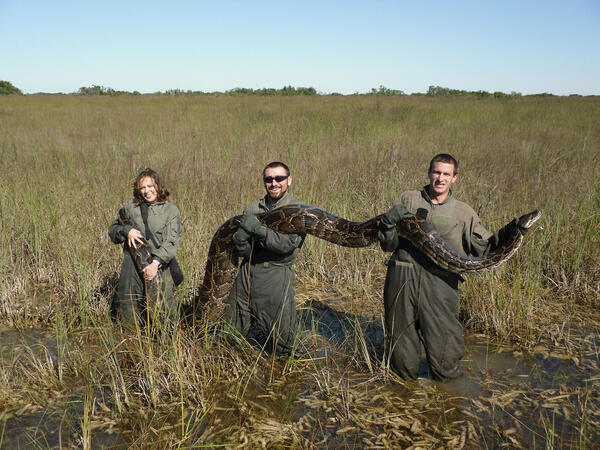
[253,225,268,240]
[233,227,252,243]
[121,225,133,239]
[379,216,396,230]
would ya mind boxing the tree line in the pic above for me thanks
[2,79,582,98]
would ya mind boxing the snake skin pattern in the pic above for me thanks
[118,209,164,300]
[193,205,541,309]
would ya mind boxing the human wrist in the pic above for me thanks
[234,226,252,242]
[123,225,133,239]
[252,225,268,239]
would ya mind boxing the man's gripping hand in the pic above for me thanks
[239,214,264,236]
[380,204,413,229]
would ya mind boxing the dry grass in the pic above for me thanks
[0,94,599,447]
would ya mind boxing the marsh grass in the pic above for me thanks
[0,95,599,446]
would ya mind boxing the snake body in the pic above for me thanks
[118,209,164,301]
[194,205,541,308]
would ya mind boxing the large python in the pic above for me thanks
[190,205,541,311]
[122,205,540,312]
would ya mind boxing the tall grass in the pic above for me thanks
[0,94,598,446]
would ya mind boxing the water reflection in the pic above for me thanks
[0,305,597,447]
[0,328,125,448]
[298,300,599,447]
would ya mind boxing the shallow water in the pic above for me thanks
[0,308,598,447]
[298,300,599,447]
[0,328,124,448]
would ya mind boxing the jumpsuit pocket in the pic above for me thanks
[430,215,458,239]
[385,260,413,268]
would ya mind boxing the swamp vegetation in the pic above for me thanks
[0,95,599,448]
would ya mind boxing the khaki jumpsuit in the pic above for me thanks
[108,199,182,326]
[225,193,305,356]
[379,188,502,381]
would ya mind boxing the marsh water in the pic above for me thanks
[1,302,598,448]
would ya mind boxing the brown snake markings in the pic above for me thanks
[122,205,540,312]
[190,205,541,310]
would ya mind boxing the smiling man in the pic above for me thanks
[224,161,306,357]
[378,153,509,381]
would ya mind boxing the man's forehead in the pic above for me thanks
[265,166,288,175]
[431,162,455,173]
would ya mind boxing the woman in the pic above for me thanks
[108,168,182,327]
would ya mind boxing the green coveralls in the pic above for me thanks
[224,193,305,356]
[378,188,500,381]
[108,199,182,326]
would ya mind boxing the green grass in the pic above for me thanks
[0,94,598,447]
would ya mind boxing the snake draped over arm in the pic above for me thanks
[189,205,541,313]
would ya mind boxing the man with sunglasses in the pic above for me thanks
[224,161,306,357]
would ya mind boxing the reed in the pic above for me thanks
[0,94,598,446]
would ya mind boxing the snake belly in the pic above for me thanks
[194,205,541,308]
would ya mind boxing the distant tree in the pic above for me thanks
[224,86,317,96]
[77,85,110,95]
[0,80,23,95]
[76,85,137,96]
[281,85,296,96]
[427,85,521,99]
[475,90,492,99]
[427,85,451,96]
[366,85,405,96]
[286,86,317,96]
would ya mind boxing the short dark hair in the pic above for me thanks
[263,161,290,177]
[428,153,458,175]
[133,168,170,205]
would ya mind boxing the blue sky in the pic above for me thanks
[1,0,598,95]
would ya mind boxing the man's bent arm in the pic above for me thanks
[255,227,304,254]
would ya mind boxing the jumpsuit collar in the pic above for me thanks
[261,192,290,211]
[421,186,453,206]
[141,200,166,207]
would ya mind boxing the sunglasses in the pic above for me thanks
[263,175,289,183]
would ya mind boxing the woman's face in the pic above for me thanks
[138,176,159,204]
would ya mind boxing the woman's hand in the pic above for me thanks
[143,262,159,280]
[127,228,145,248]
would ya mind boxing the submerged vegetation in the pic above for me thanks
[0,95,599,447]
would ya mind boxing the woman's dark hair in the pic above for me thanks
[133,168,170,205]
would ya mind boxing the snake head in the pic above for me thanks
[518,210,541,232]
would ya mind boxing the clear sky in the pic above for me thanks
[1,0,598,95]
